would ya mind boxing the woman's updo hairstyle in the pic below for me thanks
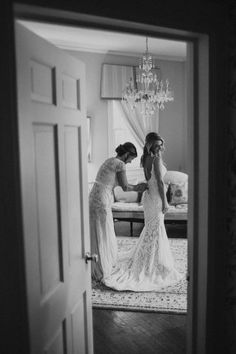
[115,142,137,158]
[141,132,164,166]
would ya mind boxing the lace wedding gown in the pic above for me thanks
[89,157,126,281]
[103,159,183,291]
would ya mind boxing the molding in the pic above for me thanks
[49,39,186,62]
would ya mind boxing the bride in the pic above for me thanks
[103,132,183,291]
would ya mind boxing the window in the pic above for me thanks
[108,100,145,181]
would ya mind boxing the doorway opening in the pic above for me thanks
[14,5,210,354]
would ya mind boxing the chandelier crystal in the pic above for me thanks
[122,37,174,118]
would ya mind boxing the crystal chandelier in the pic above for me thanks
[122,37,174,118]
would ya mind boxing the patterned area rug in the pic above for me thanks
[92,237,187,314]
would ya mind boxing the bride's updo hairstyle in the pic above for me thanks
[115,142,137,158]
[141,132,164,167]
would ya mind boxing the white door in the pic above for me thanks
[15,22,93,354]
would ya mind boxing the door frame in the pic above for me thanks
[3,2,227,354]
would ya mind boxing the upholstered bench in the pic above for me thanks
[112,171,188,236]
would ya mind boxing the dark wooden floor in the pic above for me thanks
[93,222,187,354]
[93,309,186,354]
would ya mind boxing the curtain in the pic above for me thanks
[120,100,159,148]
[101,63,160,148]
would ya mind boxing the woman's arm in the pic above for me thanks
[153,157,169,213]
[116,171,146,192]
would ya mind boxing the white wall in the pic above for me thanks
[67,50,187,181]
[158,60,187,172]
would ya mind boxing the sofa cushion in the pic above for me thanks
[113,186,141,203]
[112,202,143,211]
[163,170,188,184]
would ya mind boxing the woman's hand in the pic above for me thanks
[135,182,148,193]
[162,202,169,214]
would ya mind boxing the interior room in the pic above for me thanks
[19,21,188,219]
[19,21,187,176]
[16,20,189,353]
[2,2,232,354]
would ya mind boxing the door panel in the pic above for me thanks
[15,21,93,354]
[44,324,66,354]
[30,60,56,104]
[64,127,83,265]
[33,124,63,298]
[71,300,86,354]
[61,74,80,110]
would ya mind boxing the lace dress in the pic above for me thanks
[103,159,183,291]
[89,157,126,280]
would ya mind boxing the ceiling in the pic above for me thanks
[19,20,187,61]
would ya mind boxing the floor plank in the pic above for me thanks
[93,309,186,354]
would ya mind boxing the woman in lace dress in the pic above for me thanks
[89,142,147,281]
[104,132,182,291]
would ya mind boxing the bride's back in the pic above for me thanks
[143,155,167,204]
[143,155,155,181]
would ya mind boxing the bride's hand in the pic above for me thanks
[162,203,169,214]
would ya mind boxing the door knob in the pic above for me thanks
[85,252,98,264]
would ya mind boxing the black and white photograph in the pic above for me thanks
[1,2,235,354]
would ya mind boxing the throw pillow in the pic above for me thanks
[169,182,188,205]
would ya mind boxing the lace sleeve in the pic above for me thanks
[115,160,129,190]
[116,159,126,172]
